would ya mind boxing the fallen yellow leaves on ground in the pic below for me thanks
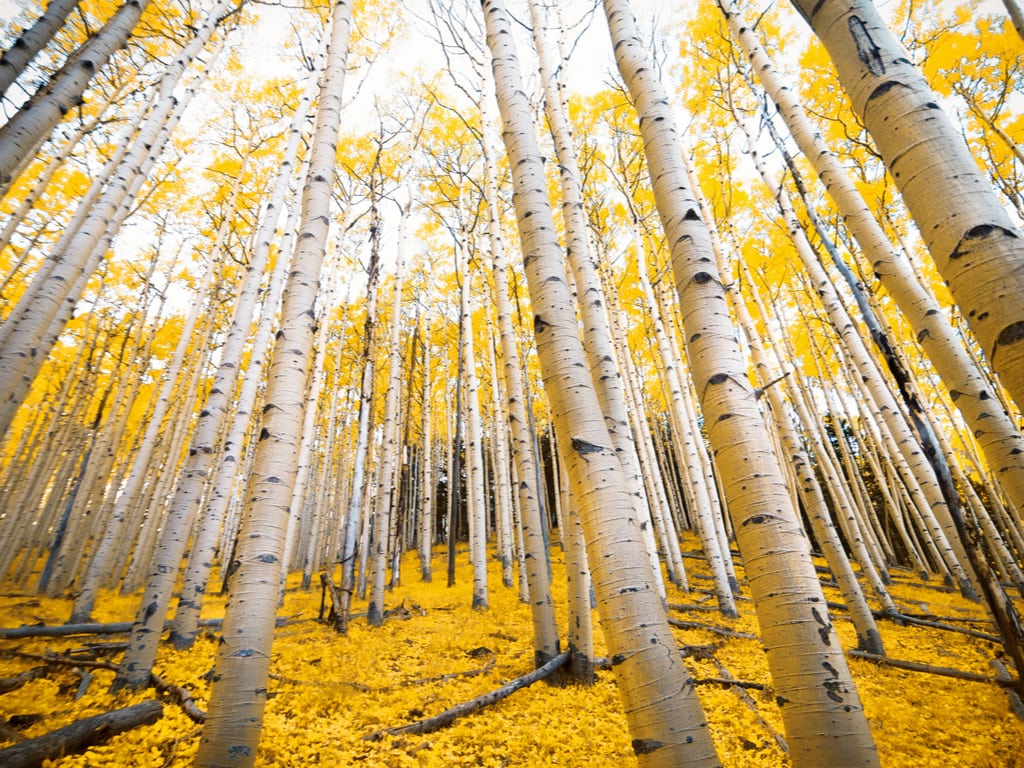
[2,542,1022,767]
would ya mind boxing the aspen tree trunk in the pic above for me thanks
[458,246,489,611]
[604,2,880,765]
[368,205,409,626]
[111,261,241,687]
[337,203,384,630]
[0,0,81,97]
[720,0,1024,525]
[486,324,515,588]
[0,78,131,261]
[479,54,560,665]
[68,261,214,623]
[483,1,719,762]
[194,2,352,762]
[419,320,434,582]
[735,259,890,649]
[167,81,317,646]
[525,0,676,598]
[0,8,227,441]
[636,237,737,610]
[0,0,159,194]
[789,0,1024,414]
[1000,0,1024,41]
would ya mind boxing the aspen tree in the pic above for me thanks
[68,256,216,622]
[603,2,879,764]
[194,2,352,762]
[418,317,435,582]
[0,8,229,441]
[0,0,81,97]
[0,0,162,194]
[719,0,1024,525]
[457,244,489,610]
[479,50,560,665]
[485,319,515,588]
[1000,0,1024,41]
[368,201,410,625]
[483,1,719,763]
[167,74,320,646]
[528,0,674,584]
[788,0,1024,414]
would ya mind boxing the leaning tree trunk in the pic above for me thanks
[719,0,1024,525]
[0,0,81,97]
[788,0,1024,415]
[193,3,352,764]
[479,56,560,666]
[483,1,720,764]
[603,2,880,766]
[0,0,160,194]
[0,4,229,442]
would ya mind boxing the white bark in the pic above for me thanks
[720,0,1024,526]
[194,2,352,762]
[0,0,81,97]
[788,0,1024,414]
[484,1,719,763]
[604,2,879,765]
[0,0,157,194]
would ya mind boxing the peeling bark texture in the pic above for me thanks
[483,0,720,765]
[788,0,1024,414]
[194,2,352,765]
[604,2,880,766]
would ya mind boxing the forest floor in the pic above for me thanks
[1,539,1023,767]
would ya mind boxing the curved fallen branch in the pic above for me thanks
[364,651,569,740]
[848,650,1017,687]
[0,699,163,768]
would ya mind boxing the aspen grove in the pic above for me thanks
[1,0,1023,766]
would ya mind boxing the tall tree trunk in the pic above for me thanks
[483,1,719,763]
[719,0,1024,525]
[193,2,352,763]
[788,0,1024,415]
[0,0,160,194]
[603,2,880,765]
[0,0,81,97]
[368,203,409,625]
[479,50,560,665]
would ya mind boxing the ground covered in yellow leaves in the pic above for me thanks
[2,543,1022,767]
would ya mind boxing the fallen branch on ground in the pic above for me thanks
[0,700,162,768]
[712,658,788,755]
[667,603,725,614]
[848,650,1017,687]
[667,617,757,640]
[0,615,300,640]
[6,652,205,722]
[400,656,496,688]
[364,651,569,740]
[0,665,48,694]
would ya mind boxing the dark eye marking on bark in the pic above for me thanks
[848,16,885,76]
[810,606,833,645]
[632,739,668,755]
[571,436,605,455]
